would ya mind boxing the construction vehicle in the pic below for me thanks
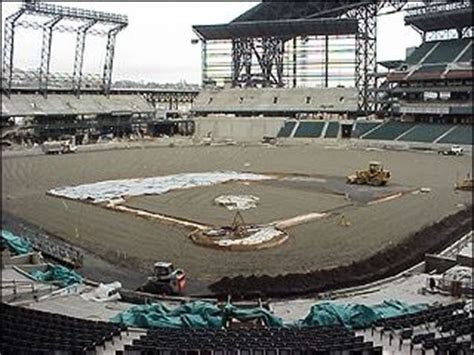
[347,161,391,186]
[42,139,77,155]
[138,262,186,295]
[455,174,473,191]
[439,145,464,156]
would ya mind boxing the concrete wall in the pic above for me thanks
[194,116,286,143]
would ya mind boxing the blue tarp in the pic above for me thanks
[1,230,32,255]
[30,265,83,287]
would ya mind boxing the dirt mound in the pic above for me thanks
[209,205,473,299]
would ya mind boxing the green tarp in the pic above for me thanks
[1,230,32,255]
[112,299,427,330]
[111,301,284,329]
[371,299,429,319]
[30,265,83,287]
[299,299,429,329]
[300,303,378,329]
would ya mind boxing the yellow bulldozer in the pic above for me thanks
[347,161,391,186]
[455,174,473,191]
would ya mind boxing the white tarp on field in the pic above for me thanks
[48,171,272,203]
[216,226,284,247]
[214,195,260,210]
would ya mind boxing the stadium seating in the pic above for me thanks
[324,121,340,138]
[122,325,382,353]
[398,123,455,143]
[406,42,438,65]
[457,43,472,63]
[1,94,154,118]
[0,302,125,354]
[277,121,296,138]
[438,125,473,145]
[352,121,382,138]
[423,39,472,64]
[362,121,415,141]
[294,121,325,138]
[371,301,472,355]
[193,87,359,114]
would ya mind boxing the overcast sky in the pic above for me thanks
[2,2,423,84]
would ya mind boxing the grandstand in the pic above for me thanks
[380,4,473,125]
[192,87,358,117]
[277,120,473,145]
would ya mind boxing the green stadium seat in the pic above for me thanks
[424,39,472,64]
[294,121,325,138]
[406,42,437,65]
[457,43,472,63]
[277,121,296,138]
[363,121,415,141]
[324,122,340,138]
[438,125,473,145]
[353,122,382,138]
[398,124,455,143]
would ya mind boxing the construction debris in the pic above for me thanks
[214,195,260,210]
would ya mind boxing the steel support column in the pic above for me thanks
[292,38,297,88]
[72,20,96,97]
[39,15,62,97]
[102,25,126,96]
[350,3,378,114]
[201,40,208,84]
[2,9,25,97]
[324,35,329,88]
[232,37,284,87]
[232,38,253,87]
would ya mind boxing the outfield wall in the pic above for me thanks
[194,116,286,142]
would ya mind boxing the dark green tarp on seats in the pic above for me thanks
[1,230,32,255]
[112,299,427,330]
[300,302,378,329]
[299,299,428,329]
[111,301,284,329]
[111,301,223,329]
[371,299,428,319]
[223,303,284,328]
[30,265,83,287]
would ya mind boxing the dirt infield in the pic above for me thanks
[209,205,473,298]
[2,145,472,295]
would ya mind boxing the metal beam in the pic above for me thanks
[39,15,62,97]
[102,25,126,96]
[21,1,128,25]
[349,2,378,113]
[72,20,96,97]
[2,9,25,97]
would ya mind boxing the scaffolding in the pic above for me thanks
[2,1,128,98]
[201,36,356,89]
[193,1,426,113]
